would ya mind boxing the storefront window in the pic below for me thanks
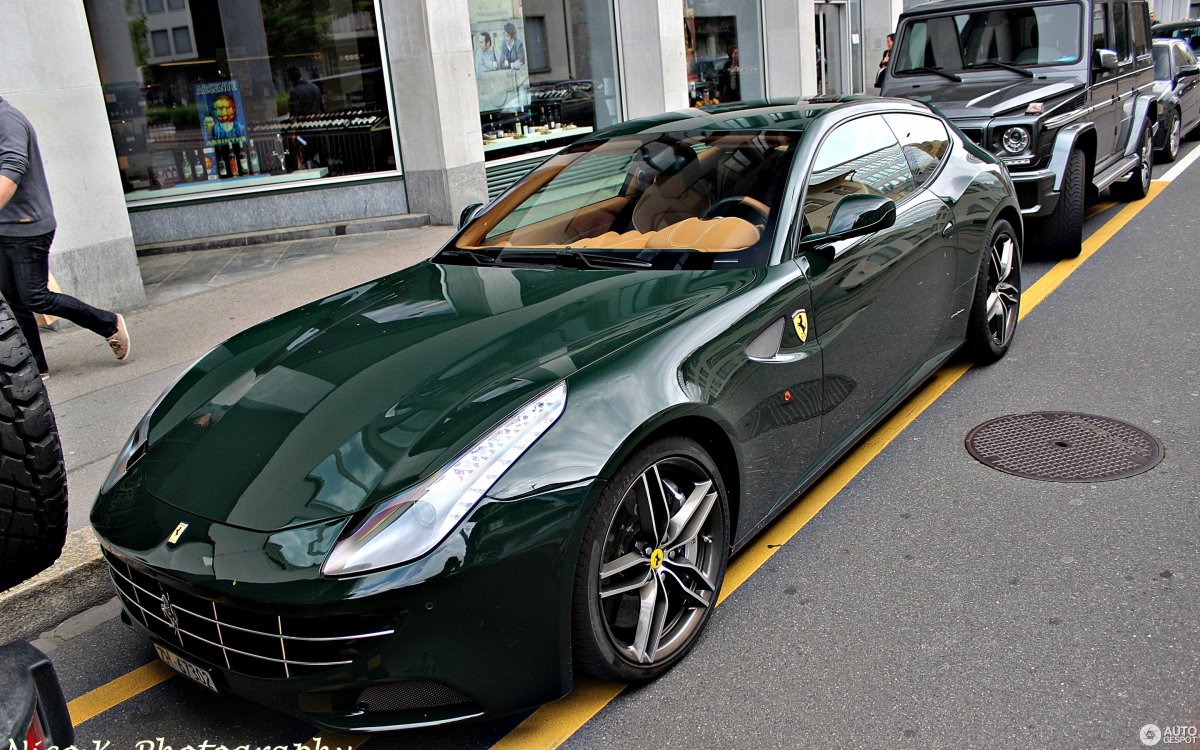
[469,0,620,163]
[683,0,764,106]
[84,0,397,202]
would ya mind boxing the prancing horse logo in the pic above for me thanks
[791,309,810,344]
[167,522,188,545]
[160,591,182,639]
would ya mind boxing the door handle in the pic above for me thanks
[941,222,954,238]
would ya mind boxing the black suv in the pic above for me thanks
[881,0,1157,256]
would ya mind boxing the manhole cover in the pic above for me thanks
[965,412,1163,483]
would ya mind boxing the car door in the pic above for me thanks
[1178,43,1200,133]
[1091,1,1122,168]
[794,113,958,458]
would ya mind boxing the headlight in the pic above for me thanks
[322,381,568,577]
[1002,126,1031,154]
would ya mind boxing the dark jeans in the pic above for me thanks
[0,230,118,373]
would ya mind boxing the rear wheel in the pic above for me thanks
[0,297,67,590]
[572,437,729,681]
[1111,122,1153,201]
[1033,149,1084,258]
[1157,109,1181,163]
[966,219,1021,365]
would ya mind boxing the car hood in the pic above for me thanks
[140,260,756,532]
[887,76,1084,119]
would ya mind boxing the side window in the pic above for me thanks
[1113,2,1131,60]
[1131,2,1150,58]
[804,115,916,234]
[884,113,950,188]
[1093,2,1109,53]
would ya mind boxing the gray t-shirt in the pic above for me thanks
[0,96,57,237]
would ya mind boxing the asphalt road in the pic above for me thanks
[29,145,1200,750]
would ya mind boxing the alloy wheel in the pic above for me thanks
[1139,129,1153,192]
[1170,115,1182,160]
[986,231,1020,348]
[597,455,724,666]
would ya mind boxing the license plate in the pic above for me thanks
[154,643,218,693]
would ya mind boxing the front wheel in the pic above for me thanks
[572,437,729,682]
[1032,149,1084,258]
[1157,109,1181,163]
[965,219,1022,365]
[1111,123,1153,201]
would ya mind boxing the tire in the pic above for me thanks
[572,436,729,682]
[0,297,67,590]
[1033,149,1084,259]
[1157,109,1181,163]
[965,219,1021,365]
[1111,122,1153,201]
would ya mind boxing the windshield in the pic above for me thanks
[445,130,800,270]
[896,2,1082,74]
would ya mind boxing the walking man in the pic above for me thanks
[0,95,130,377]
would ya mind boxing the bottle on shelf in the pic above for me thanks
[180,152,192,181]
[217,145,229,178]
[237,140,250,175]
[514,110,523,136]
[192,150,204,180]
[248,139,261,175]
[225,145,239,177]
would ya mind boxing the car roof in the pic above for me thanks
[1153,19,1200,32]
[581,97,935,139]
[902,0,1086,16]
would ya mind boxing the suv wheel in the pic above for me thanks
[1111,123,1153,201]
[1034,149,1085,258]
[0,298,68,590]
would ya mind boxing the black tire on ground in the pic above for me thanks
[1157,108,1181,163]
[965,219,1022,365]
[572,436,729,682]
[1033,149,1085,259]
[1111,122,1154,201]
[0,298,67,591]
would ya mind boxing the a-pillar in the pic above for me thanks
[381,0,488,226]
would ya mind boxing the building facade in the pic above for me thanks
[1,0,903,308]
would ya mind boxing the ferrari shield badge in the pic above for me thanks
[791,309,810,344]
[167,522,189,545]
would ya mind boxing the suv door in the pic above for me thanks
[1092,1,1122,169]
[1118,1,1156,146]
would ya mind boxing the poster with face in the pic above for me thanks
[469,0,530,115]
[195,80,248,145]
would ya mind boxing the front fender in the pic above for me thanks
[1125,94,1159,157]
[1048,122,1097,192]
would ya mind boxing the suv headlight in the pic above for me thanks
[1001,126,1031,154]
[322,381,568,576]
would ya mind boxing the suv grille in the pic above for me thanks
[105,551,394,679]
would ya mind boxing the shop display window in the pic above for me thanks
[683,0,764,106]
[85,0,397,202]
[470,0,620,163]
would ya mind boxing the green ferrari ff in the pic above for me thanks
[93,97,1022,731]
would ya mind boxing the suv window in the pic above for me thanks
[1113,2,1131,59]
[1132,2,1150,57]
[895,2,1082,73]
[804,115,916,234]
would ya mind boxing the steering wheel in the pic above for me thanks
[702,195,771,230]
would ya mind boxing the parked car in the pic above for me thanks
[1152,18,1200,53]
[92,98,1023,732]
[881,0,1158,257]
[1151,37,1200,161]
[0,641,73,747]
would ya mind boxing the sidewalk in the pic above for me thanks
[0,224,456,641]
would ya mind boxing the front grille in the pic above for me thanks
[959,128,985,147]
[104,551,394,679]
[356,681,474,712]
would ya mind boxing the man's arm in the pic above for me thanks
[0,175,17,212]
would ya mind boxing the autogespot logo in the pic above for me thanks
[1142,723,1200,746]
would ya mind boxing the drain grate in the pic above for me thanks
[965,412,1163,483]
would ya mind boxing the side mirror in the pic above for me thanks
[801,194,897,250]
[1179,63,1200,78]
[1093,48,1119,73]
[458,202,484,230]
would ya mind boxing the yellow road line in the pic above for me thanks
[491,186,1167,749]
[1085,200,1117,218]
[68,660,175,726]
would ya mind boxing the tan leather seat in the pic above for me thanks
[645,217,759,252]
[630,146,724,232]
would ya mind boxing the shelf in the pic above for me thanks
[124,168,330,201]
[482,126,593,153]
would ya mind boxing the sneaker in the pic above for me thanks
[107,314,131,361]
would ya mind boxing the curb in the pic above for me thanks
[0,527,110,643]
